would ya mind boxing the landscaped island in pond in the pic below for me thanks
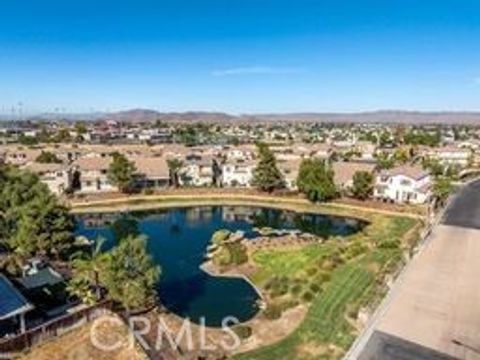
[75,205,366,327]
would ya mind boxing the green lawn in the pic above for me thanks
[234,214,419,360]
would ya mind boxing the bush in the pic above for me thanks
[289,283,303,295]
[378,239,401,249]
[301,291,315,302]
[226,242,248,265]
[309,283,321,294]
[264,303,282,320]
[143,187,154,195]
[211,229,231,245]
[314,271,331,284]
[232,325,253,339]
[306,267,318,276]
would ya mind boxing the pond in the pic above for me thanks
[75,206,366,327]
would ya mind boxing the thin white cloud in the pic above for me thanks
[211,66,305,77]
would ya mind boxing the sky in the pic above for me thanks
[1,0,480,114]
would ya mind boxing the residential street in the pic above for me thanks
[352,180,480,360]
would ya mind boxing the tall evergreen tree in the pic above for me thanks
[252,143,285,192]
[0,166,74,264]
[100,235,161,312]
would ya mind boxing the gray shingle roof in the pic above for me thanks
[0,274,33,320]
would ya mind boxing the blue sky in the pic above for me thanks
[1,0,480,114]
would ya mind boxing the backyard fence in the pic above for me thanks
[0,300,113,356]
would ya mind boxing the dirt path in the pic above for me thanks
[69,192,424,220]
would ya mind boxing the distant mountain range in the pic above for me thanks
[4,109,480,124]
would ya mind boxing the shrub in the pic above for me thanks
[306,267,318,276]
[143,187,154,195]
[211,229,231,245]
[264,303,282,320]
[232,325,253,339]
[226,242,248,265]
[309,283,321,294]
[290,283,303,295]
[378,239,401,249]
[301,291,315,302]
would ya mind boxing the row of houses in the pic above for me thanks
[0,142,465,204]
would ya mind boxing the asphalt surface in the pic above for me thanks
[359,331,457,360]
[354,180,480,360]
[442,180,480,229]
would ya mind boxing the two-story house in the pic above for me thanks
[221,159,255,187]
[374,165,432,204]
[73,156,117,193]
[22,162,71,195]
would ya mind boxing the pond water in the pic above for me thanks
[75,206,365,327]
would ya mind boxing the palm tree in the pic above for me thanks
[167,158,183,188]
[70,237,107,302]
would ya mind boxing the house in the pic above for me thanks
[0,274,33,335]
[353,141,377,162]
[72,156,117,193]
[17,266,70,319]
[221,159,255,187]
[131,156,170,189]
[179,155,216,187]
[332,162,376,190]
[278,159,301,190]
[3,148,40,166]
[374,165,432,204]
[311,143,332,160]
[22,162,71,195]
[423,146,471,167]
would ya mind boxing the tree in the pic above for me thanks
[0,166,75,265]
[167,158,183,188]
[433,177,453,205]
[107,153,137,193]
[375,151,395,170]
[53,128,71,143]
[100,235,160,312]
[70,237,108,302]
[75,122,87,135]
[422,158,444,177]
[296,158,337,202]
[351,171,374,200]
[252,143,285,192]
[36,151,62,164]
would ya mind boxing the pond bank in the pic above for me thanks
[69,192,423,221]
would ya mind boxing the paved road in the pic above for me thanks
[351,180,480,360]
[443,180,480,229]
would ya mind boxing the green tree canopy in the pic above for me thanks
[70,237,108,303]
[0,166,75,266]
[296,158,337,202]
[107,152,137,193]
[100,235,161,311]
[36,151,62,164]
[351,171,374,200]
[433,177,453,204]
[252,143,285,192]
